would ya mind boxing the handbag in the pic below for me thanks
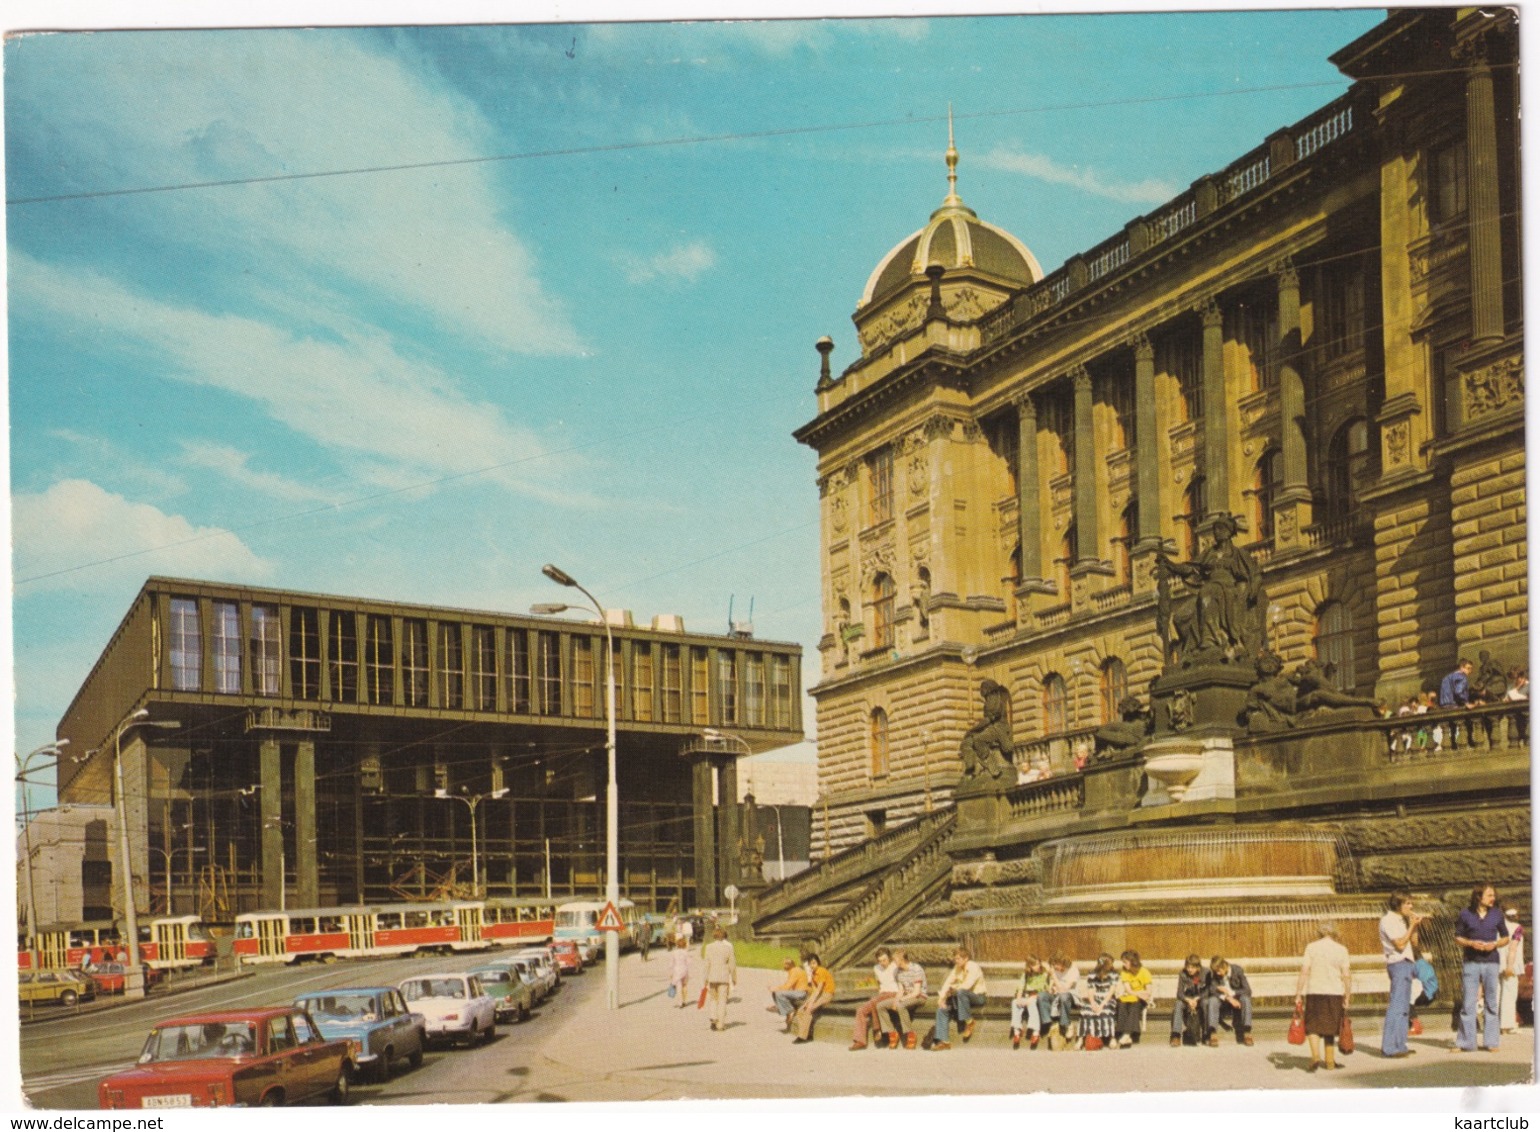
[1287,1003,1306,1045]
[697,986,708,1009]
[1338,1014,1354,1054]
[667,984,676,999]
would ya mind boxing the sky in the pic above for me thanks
[5,3,1388,810]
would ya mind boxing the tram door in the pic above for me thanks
[345,913,375,955]
[258,916,287,959]
[153,921,185,964]
[454,905,483,947]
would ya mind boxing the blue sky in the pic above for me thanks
[6,4,1385,802]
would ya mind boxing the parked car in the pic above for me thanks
[467,965,533,1023]
[88,962,165,994]
[292,987,426,1083]
[512,948,559,997]
[397,973,495,1048]
[504,957,548,1006]
[19,969,93,1007]
[550,939,584,976]
[97,1007,356,1108]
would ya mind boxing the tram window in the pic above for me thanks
[377,913,402,930]
[403,911,429,929]
[318,917,341,933]
[291,917,316,934]
[235,922,255,939]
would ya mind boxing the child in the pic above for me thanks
[1115,950,1153,1047]
[1010,956,1048,1050]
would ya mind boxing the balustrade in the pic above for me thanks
[1382,700,1529,762]
[813,811,957,960]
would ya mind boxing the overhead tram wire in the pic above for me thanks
[7,64,1507,208]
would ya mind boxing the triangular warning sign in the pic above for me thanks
[595,901,625,931]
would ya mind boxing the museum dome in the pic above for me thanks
[858,115,1043,311]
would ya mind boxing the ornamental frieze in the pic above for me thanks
[946,287,999,321]
[1407,231,1467,286]
[860,541,898,585]
[857,294,928,352]
[1463,356,1524,420]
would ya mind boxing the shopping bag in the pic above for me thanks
[697,986,708,1009]
[667,984,676,999]
[1286,1004,1306,1045]
[1338,1014,1354,1054]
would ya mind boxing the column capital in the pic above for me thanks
[1012,389,1038,418]
[1198,296,1223,329]
[1070,364,1093,393]
[1276,256,1299,291]
[1130,331,1154,362]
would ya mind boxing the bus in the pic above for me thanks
[232,901,490,965]
[554,899,638,960]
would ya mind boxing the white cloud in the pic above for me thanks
[177,441,341,505]
[7,29,583,358]
[13,479,272,591]
[979,144,1178,205]
[618,240,718,284]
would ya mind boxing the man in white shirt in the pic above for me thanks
[933,948,988,1049]
[1379,891,1421,1058]
[849,948,899,1050]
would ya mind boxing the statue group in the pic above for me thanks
[1155,514,1267,667]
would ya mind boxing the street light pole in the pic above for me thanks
[15,740,70,966]
[435,787,508,898]
[534,562,619,1011]
[111,709,180,999]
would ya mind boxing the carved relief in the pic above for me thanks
[908,450,928,496]
[1463,356,1524,420]
[857,294,928,352]
[1072,573,1089,608]
[830,493,849,535]
[1276,507,1298,543]
[924,415,959,442]
[860,541,897,585]
[1408,230,1468,287]
[946,287,997,321]
[1385,421,1410,467]
[960,420,984,444]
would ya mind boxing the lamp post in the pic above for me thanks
[434,786,509,898]
[533,562,619,1011]
[110,709,181,999]
[147,845,206,915]
[15,740,70,966]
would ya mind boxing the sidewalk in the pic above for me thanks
[534,954,1535,1101]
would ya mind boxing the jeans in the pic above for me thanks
[936,989,986,1042]
[1170,996,1203,1038]
[1037,992,1077,1031]
[1459,961,1503,1050]
[1381,959,1414,1055]
[1203,994,1253,1038]
[772,988,807,1018]
[1010,995,1041,1034]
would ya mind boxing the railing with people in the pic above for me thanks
[1379,698,1529,761]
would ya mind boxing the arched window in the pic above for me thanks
[1182,476,1207,559]
[1099,658,1128,725]
[1252,448,1281,542]
[1043,672,1068,735]
[1324,419,1370,523]
[1313,601,1355,692]
[872,573,896,649]
[869,708,889,778]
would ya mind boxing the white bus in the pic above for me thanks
[553,899,637,960]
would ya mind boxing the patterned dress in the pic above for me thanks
[1079,969,1117,1041]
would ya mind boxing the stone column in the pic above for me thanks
[259,738,284,910]
[1274,259,1312,549]
[1464,37,1504,346]
[1071,365,1099,560]
[294,740,318,908]
[717,756,739,894]
[1199,297,1229,522]
[1015,392,1043,581]
[691,756,717,907]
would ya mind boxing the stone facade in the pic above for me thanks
[797,9,1524,855]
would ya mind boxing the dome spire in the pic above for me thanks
[943,104,963,208]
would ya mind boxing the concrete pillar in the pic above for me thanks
[1274,259,1312,549]
[1015,392,1043,580]
[1465,43,1505,345]
[1199,297,1229,520]
[1071,365,1099,560]
[259,738,283,909]
[717,756,739,894]
[294,740,318,908]
[691,756,716,907]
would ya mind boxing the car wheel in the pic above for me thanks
[462,1022,477,1048]
[520,1003,531,1023]
[376,1049,394,1084]
[60,990,77,1006]
[329,1069,349,1106]
[259,1090,283,1107]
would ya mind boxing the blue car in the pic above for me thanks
[293,987,426,1083]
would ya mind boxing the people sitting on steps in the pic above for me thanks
[874,949,929,1050]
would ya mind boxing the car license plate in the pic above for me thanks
[143,1095,192,1108]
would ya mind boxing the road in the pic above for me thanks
[19,952,595,1109]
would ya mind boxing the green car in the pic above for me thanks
[468,965,533,1023]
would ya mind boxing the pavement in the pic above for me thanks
[534,954,1537,1103]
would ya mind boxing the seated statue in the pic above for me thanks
[1093,696,1151,758]
[1244,651,1297,733]
[1471,649,1507,702]
[959,679,1014,781]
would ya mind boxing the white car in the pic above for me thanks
[397,973,495,1047]
[513,949,559,997]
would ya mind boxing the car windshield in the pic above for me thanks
[298,993,379,1020]
[470,970,511,989]
[400,978,466,1001]
[141,1022,258,1062]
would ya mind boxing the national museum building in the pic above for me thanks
[45,577,803,923]
[793,8,1525,859]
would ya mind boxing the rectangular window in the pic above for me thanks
[537,632,562,715]
[289,607,320,701]
[1042,389,1074,473]
[633,645,655,722]
[1432,139,1468,226]
[867,446,894,526]
[250,605,281,697]
[1238,301,1278,390]
[212,601,241,693]
[716,651,738,726]
[1161,333,1202,421]
[437,623,464,709]
[744,653,766,727]
[573,638,595,718]
[1319,267,1365,361]
[328,612,358,703]
[507,630,531,713]
[770,655,793,729]
[661,644,683,723]
[691,648,710,725]
[169,598,201,691]
[365,615,394,705]
[472,626,496,711]
[402,619,429,707]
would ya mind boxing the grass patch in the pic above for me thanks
[731,939,802,970]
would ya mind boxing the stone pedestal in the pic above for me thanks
[1140,734,1236,806]
[1148,663,1256,735]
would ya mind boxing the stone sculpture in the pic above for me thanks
[1155,514,1267,666]
[1093,695,1152,757]
[959,678,1014,782]
[1291,658,1379,715]
[1244,651,1297,733]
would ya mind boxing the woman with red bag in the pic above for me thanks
[1295,921,1353,1072]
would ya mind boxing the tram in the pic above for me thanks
[231,901,492,965]
[19,915,215,971]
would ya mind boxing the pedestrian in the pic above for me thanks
[668,937,691,1007]
[1378,891,1422,1058]
[637,918,652,961]
[932,947,988,1050]
[1454,883,1510,1052]
[1295,921,1352,1072]
[1114,950,1152,1047]
[793,953,836,1044]
[769,957,809,1026]
[1038,953,1080,1044]
[875,949,929,1049]
[1500,907,1525,1034]
[679,914,695,949]
[702,927,736,1032]
[849,947,898,1050]
[1078,953,1117,1049]
[1440,658,1474,708]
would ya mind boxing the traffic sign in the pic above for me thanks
[595,901,625,932]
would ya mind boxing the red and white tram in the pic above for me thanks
[479,898,556,948]
[232,901,491,965]
[19,915,214,971]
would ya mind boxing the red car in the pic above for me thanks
[551,939,584,975]
[88,962,165,994]
[99,1006,356,1109]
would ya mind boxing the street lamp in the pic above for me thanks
[15,740,69,965]
[110,709,181,998]
[434,786,509,898]
[147,845,206,915]
[533,562,620,1011]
